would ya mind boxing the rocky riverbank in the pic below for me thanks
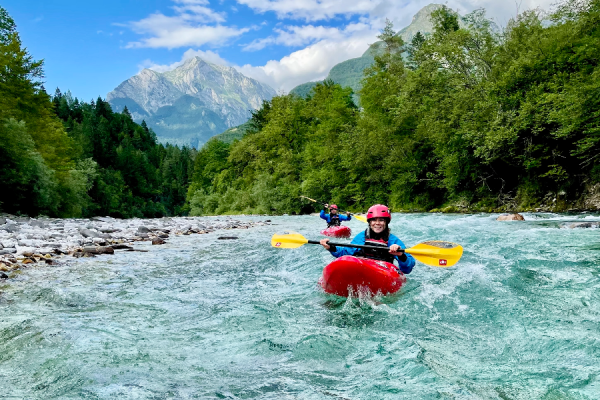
[0,215,271,279]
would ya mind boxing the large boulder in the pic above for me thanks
[496,213,525,221]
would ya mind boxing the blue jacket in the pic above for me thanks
[320,210,351,224]
[328,231,416,274]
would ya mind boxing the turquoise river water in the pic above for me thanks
[1,213,600,399]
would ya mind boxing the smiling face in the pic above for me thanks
[369,217,388,234]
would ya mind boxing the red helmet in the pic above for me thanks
[367,204,391,221]
[329,204,338,210]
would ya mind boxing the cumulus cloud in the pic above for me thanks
[123,0,249,49]
[237,25,376,91]
[236,0,380,21]
[138,49,232,73]
[235,0,558,25]
[243,23,369,51]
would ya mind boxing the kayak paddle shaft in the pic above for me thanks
[307,240,402,252]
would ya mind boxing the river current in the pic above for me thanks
[1,213,599,399]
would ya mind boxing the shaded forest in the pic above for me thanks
[0,6,195,218]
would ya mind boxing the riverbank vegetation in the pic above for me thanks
[0,6,195,218]
[187,0,600,215]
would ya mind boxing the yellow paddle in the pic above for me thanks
[271,232,463,268]
[300,196,368,223]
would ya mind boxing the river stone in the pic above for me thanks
[99,228,121,233]
[1,239,16,248]
[111,244,133,250]
[79,228,101,238]
[496,213,525,221]
[18,240,42,247]
[0,243,3,250]
[0,248,16,255]
[0,217,6,225]
[0,224,20,233]
[16,246,35,256]
[30,220,47,228]
[137,226,150,233]
[152,238,165,245]
[92,217,113,223]
[92,237,108,245]
[566,222,598,229]
[0,272,8,279]
[83,246,115,255]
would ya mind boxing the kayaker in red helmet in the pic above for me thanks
[319,204,416,274]
[320,203,351,228]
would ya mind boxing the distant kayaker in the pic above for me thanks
[319,204,416,274]
[320,204,351,228]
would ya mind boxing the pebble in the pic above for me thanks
[0,215,271,278]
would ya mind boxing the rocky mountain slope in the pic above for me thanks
[290,4,455,100]
[107,57,276,147]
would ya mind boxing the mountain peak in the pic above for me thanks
[180,56,210,68]
[107,57,276,148]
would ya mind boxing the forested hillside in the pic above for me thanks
[0,7,195,218]
[188,0,600,215]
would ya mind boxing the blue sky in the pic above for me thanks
[2,0,554,102]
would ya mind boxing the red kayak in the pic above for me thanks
[319,256,406,297]
[320,226,352,238]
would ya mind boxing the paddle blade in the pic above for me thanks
[353,214,368,223]
[405,241,463,267]
[271,232,309,249]
[300,196,318,203]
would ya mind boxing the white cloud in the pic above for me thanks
[235,0,558,25]
[236,0,380,21]
[237,24,376,91]
[123,1,249,49]
[243,24,364,51]
[138,49,232,73]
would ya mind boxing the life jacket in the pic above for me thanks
[354,229,395,263]
[328,213,341,227]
